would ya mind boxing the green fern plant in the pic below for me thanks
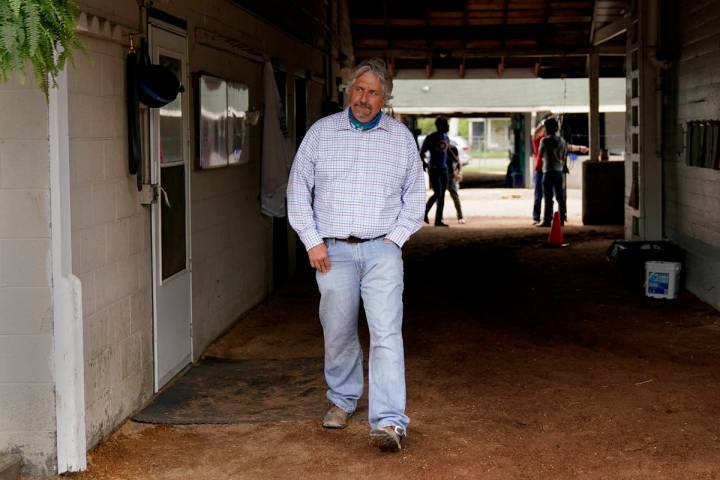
[0,0,82,98]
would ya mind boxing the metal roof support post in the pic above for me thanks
[588,53,600,163]
[638,0,662,240]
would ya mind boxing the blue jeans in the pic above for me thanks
[533,171,543,222]
[425,167,448,224]
[543,170,566,225]
[316,237,409,431]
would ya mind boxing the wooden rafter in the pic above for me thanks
[348,0,626,78]
[355,45,625,59]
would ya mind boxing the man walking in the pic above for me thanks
[446,144,465,223]
[287,58,425,452]
[420,117,451,227]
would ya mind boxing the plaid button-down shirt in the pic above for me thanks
[288,109,426,249]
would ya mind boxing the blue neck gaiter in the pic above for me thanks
[349,109,382,130]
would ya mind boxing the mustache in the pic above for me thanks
[353,102,372,109]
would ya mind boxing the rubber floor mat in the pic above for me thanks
[133,356,367,424]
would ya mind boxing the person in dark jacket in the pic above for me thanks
[420,117,451,227]
[537,118,568,226]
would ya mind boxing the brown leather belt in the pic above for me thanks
[335,236,378,243]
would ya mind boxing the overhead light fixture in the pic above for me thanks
[421,85,431,92]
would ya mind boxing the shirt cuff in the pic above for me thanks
[385,226,411,248]
[299,229,324,251]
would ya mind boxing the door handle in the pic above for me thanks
[140,183,171,207]
[157,185,172,208]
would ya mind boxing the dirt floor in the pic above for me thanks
[62,220,720,479]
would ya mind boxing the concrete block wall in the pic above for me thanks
[188,43,270,356]
[664,2,720,308]
[70,0,330,451]
[68,35,153,449]
[0,71,56,475]
[183,0,328,353]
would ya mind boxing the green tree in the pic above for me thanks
[416,117,435,134]
[457,118,469,139]
[0,0,82,98]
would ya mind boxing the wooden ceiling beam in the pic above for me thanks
[355,38,389,48]
[501,0,509,49]
[589,0,599,43]
[355,45,626,59]
[466,0,507,8]
[467,11,506,18]
[549,1,593,8]
[592,15,630,45]
[388,19,427,26]
[393,39,431,49]
[547,15,593,23]
[352,18,386,26]
[428,11,465,19]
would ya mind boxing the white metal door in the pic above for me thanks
[149,24,192,391]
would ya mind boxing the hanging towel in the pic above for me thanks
[261,62,295,217]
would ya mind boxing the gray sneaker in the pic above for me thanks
[369,425,406,452]
[322,404,352,429]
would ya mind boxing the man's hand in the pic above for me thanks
[308,243,330,273]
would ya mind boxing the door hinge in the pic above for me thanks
[139,183,156,205]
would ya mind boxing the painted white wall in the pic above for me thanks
[604,112,625,155]
[0,67,57,476]
[67,34,154,449]
[50,51,87,474]
[448,117,459,136]
[65,0,332,456]
[487,118,511,150]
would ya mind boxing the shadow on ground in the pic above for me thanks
[459,171,507,188]
[66,222,720,480]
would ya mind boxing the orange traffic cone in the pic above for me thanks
[546,211,569,247]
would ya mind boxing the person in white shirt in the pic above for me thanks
[287,58,425,452]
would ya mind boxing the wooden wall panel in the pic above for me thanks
[664,4,720,306]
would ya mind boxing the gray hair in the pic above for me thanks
[346,58,394,102]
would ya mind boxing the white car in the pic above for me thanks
[417,134,471,166]
[449,136,471,166]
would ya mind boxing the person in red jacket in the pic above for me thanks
[531,120,547,225]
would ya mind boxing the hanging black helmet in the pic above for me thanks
[137,40,184,108]
[138,63,184,108]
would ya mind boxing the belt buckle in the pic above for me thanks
[346,236,362,243]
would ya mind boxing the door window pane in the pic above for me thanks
[159,55,183,164]
[161,165,186,279]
